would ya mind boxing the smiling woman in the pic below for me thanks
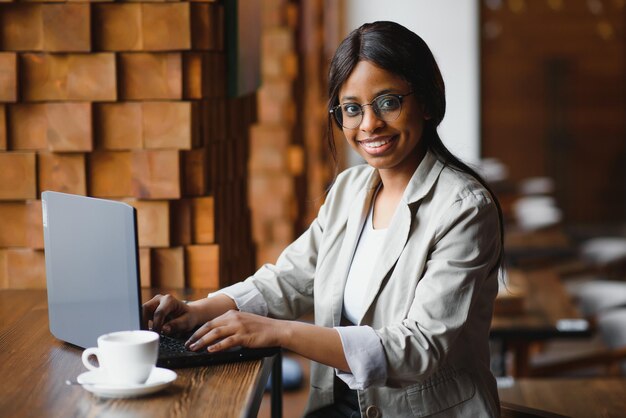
[335,61,427,192]
[143,21,505,417]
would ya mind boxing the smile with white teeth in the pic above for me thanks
[360,137,394,148]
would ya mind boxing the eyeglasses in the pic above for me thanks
[330,92,413,129]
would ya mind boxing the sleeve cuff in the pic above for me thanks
[334,325,387,390]
[208,281,269,316]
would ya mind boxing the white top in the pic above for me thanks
[343,196,387,325]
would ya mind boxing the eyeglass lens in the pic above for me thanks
[335,95,403,129]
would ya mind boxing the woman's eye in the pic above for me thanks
[342,104,361,117]
[377,96,400,111]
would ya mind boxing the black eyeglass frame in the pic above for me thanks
[329,91,414,129]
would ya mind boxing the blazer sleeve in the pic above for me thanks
[237,191,334,320]
[376,192,501,386]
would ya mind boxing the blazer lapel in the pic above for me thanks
[358,203,411,324]
[358,152,445,324]
[330,170,380,327]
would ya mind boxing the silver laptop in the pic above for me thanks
[42,191,277,368]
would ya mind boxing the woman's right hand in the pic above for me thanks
[142,294,199,335]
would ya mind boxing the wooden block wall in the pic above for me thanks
[297,0,343,226]
[0,0,257,290]
[249,0,301,267]
[246,0,342,268]
[0,249,46,289]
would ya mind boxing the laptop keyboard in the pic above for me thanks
[158,334,245,361]
[156,334,279,368]
[159,334,198,357]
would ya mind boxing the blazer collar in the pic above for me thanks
[402,151,445,206]
[331,151,445,326]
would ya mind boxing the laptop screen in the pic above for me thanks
[42,191,142,348]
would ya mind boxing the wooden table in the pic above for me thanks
[499,378,626,418]
[491,269,592,376]
[0,289,281,418]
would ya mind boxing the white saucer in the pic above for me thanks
[76,367,177,398]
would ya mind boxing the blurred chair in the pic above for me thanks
[514,176,560,232]
[530,307,626,377]
[512,195,562,232]
[553,235,626,277]
[476,158,509,184]
[580,237,626,266]
[502,176,578,269]
[560,236,626,327]
[565,278,626,317]
[518,177,555,196]
[528,242,626,378]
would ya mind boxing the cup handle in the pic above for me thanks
[81,347,100,371]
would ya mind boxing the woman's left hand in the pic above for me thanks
[185,310,286,352]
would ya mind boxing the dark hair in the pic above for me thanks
[327,21,504,273]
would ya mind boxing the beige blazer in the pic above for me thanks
[247,152,501,417]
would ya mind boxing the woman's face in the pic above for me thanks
[338,60,429,177]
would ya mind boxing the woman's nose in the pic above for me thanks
[359,106,385,132]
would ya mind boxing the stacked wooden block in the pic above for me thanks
[297,0,344,226]
[0,1,256,289]
[248,0,304,267]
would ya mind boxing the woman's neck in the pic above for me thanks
[371,148,426,229]
[377,147,426,196]
[377,169,412,197]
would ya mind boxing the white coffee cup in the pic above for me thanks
[81,330,159,385]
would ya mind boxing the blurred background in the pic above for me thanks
[1,0,626,415]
